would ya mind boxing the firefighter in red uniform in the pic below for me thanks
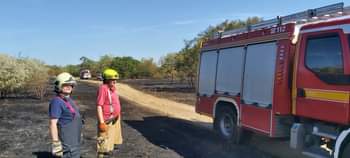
[96,68,123,157]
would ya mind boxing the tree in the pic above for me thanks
[19,58,49,99]
[79,56,97,75]
[0,54,27,97]
[136,58,159,78]
[80,56,96,69]
[197,17,262,40]
[0,54,49,99]
[159,17,262,88]
[97,54,114,73]
[176,40,200,88]
[64,64,80,77]
[111,56,140,79]
[47,65,64,76]
[160,53,178,82]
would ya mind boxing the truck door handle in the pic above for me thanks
[297,88,305,97]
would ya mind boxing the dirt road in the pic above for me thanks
[0,81,302,158]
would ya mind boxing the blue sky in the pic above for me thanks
[1,0,349,66]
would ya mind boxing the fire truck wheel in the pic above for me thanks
[214,106,240,144]
[341,142,350,158]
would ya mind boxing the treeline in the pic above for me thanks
[0,54,49,99]
[49,17,261,88]
[48,56,160,79]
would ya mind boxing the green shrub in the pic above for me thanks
[0,54,49,99]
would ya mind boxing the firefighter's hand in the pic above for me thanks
[51,140,63,157]
[99,122,108,132]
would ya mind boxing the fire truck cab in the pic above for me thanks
[195,3,350,158]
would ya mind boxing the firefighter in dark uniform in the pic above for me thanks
[49,72,82,158]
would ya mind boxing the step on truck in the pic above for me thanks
[195,3,350,158]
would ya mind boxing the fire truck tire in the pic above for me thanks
[214,106,241,144]
[341,142,350,158]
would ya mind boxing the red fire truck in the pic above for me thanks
[195,3,350,158]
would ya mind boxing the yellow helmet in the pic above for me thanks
[54,72,76,92]
[102,68,119,80]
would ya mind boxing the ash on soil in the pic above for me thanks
[0,81,274,158]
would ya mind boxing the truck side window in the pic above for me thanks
[305,34,343,74]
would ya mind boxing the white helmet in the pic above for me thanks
[54,72,76,93]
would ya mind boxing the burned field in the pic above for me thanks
[0,81,289,158]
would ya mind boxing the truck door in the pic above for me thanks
[241,42,277,134]
[196,51,218,114]
[294,28,350,124]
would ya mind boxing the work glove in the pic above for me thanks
[97,132,108,153]
[99,122,108,132]
[51,140,63,157]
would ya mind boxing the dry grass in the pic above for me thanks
[82,80,212,126]
[121,79,196,105]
